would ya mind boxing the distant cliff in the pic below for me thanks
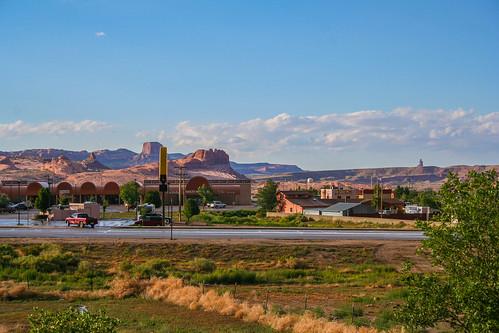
[230,162,303,175]
[258,164,499,189]
[0,143,296,175]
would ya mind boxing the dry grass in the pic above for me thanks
[0,281,35,300]
[141,277,387,333]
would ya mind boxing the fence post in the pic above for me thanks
[304,294,308,311]
[264,290,270,313]
[351,302,354,324]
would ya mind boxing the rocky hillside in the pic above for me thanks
[0,142,298,176]
[258,164,499,189]
[0,142,181,169]
[0,147,245,184]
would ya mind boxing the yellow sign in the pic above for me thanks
[159,146,168,181]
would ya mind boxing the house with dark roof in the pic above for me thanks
[304,202,377,216]
[277,191,329,214]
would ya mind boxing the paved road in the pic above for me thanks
[0,227,425,240]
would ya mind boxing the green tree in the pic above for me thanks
[58,196,70,206]
[34,188,50,213]
[397,171,499,332]
[0,193,9,208]
[102,198,109,219]
[197,184,215,209]
[371,184,382,210]
[28,306,119,333]
[256,180,278,212]
[119,181,140,211]
[417,189,440,209]
[183,198,200,223]
[144,190,162,208]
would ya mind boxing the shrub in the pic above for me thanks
[255,209,267,218]
[258,269,309,283]
[197,212,213,223]
[190,258,216,273]
[374,309,398,330]
[332,305,364,320]
[311,306,326,318]
[28,306,119,333]
[136,259,171,278]
[278,214,309,225]
[183,198,200,223]
[14,246,79,273]
[34,187,50,213]
[144,191,162,208]
[275,256,308,269]
[0,193,9,208]
[0,244,18,267]
[119,261,133,273]
[220,210,257,218]
[194,269,257,284]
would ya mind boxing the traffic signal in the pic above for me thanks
[159,146,168,183]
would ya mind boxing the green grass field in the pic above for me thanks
[0,239,424,332]
[0,298,275,333]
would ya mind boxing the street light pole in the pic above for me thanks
[17,180,21,225]
[134,178,138,221]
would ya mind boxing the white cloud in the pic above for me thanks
[143,108,499,160]
[95,31,106,37]
[0,120,111,138]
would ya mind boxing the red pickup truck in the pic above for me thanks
[65,213,98,228]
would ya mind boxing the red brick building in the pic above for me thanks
[277,191,329,214]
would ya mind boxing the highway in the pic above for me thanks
[0,227,425,240]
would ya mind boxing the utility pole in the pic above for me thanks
[17,180,21,225]
[134,178,138,221]
[174,166,186,223]
[159,146,171,239]
[379,177,383,214]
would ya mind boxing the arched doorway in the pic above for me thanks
[26,182,45,202]
[56,182,73,203]
[103,181,120,204]
[80,182,97,202]
[185,176,210,192]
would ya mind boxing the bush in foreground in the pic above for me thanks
[28,306,119,333]
[397,171,499,332]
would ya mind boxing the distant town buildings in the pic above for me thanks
[277,183,412,218]
[277,191,329,214]
[320,186,359,200]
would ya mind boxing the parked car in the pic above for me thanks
[208,201,226,209]
[8,202,28,211]
[65,213,98,228]
[134,213,165,226]
[0,205,16,213]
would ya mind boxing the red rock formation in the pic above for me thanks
[81,153,109,171]
[0,156,17,171]
[42,155,86,175]
[178,149,230,168]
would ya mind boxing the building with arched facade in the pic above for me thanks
[0,177,251,206]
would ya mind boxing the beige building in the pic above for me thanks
[320,187,359,201]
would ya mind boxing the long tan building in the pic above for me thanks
[0,176,251,206]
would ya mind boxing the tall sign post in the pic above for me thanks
[159,146,172,240]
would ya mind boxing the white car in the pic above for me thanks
[208,201,226,209]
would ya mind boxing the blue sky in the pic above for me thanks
[1,1,498,169]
